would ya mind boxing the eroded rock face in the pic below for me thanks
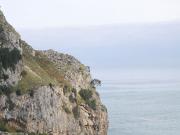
[0,86,108,135]
[0,10,108,135]
[41,50,92,91]
[0,10,23,87]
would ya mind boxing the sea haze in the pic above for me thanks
[18,22,180,135]
[97,69,180,135]
[19,22,180,70]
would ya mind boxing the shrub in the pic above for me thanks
[69,94,75,103]
[0,74,9,80]
[0,85,13,96]
[29,90,34,97]
[79,67,83,71]
[0,48,22,71]
[72,106,80,119]
[0,90,3,95]
[20,70,27,77]
[16,89,22,96]
[0,120,7,132]
[101,105,107,112]
[90,79,101,87]
[63,85,72,95]
[79,89,97,110]
[79,89,92,100]
[49,83,53,89]
[7,98,15,111]
[0,119,21,132]
[87,99,97,110]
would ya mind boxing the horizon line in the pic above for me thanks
[16,19,180,30]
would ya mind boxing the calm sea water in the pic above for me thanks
[96,69,180,135]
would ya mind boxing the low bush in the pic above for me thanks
[0,120,7,132]
[0,48,22,71]
[0,119,17,132]
[79,89,92,100]
[20,70,27,77]
[7,98,15,111]
[16,89,22,96]
[0,74,9,80]
[87,99,97,110]
[101,105,107,112]
[72,106,80,119]
[0,85,13,96]
[63,85,72,95]
[69,94,75,103]
[79,89,97,110]
[29,90,34,97]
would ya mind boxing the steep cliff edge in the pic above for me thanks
[0,10,108,135]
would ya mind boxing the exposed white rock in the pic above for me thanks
[0,10,23,87]
[41,50,92,91]
[0,10,108,135]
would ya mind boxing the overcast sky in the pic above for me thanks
[1,0,180,29]
[1,0,180,71]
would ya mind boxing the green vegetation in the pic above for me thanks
[63,85,72,95]
[72,106,80,119]
[0,74,9,81]
[0,119,47,134]
[13,66,44,94]
[79,89,93,100]
[87,99,97,110]
[0,120,8,132]
[0,119,19,132]
[69,88,77,100]
[7,97,15,111]
[79,89,97,110]
[76,94,84,105]
[34,52,64,84]
[69,94,75,103]
[15,89,22,96]
[8,43,72,95]
[29,90,34,97]
[101,105,107,112]
[0,43,74,96]
[0,48,22,71]
[0,86,15,110]
[20,70,27,77]
[0,48,21,81]
[0,85,13,96]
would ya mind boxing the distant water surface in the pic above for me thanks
[96,69,180,135]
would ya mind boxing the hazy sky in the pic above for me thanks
[1,0,180,28]
[19,23,180,70]
[1,0,180,71]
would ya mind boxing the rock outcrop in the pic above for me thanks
[0,10,108,135]
[0,10,23,87]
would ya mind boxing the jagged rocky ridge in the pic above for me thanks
[0,10,108,135]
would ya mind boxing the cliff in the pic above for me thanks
[0,10,108,135]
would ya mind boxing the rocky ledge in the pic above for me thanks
[0,10,108,135]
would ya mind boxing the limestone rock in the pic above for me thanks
[0,10,23,87]
[0,10,108,135]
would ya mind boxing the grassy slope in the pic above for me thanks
[13,43,70,94]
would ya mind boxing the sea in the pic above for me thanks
[96,69,180,135]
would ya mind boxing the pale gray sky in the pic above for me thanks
[1,0,180,28]
[1,0,180,71]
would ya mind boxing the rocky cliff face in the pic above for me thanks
[0,10,108,135]
[0,10,23,87]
